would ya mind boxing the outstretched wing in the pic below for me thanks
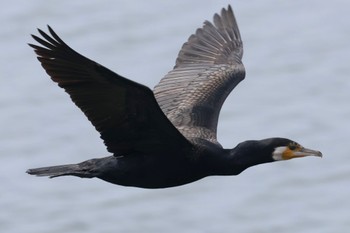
[29,26,192,157]
[154,5,245,145]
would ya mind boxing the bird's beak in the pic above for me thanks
[292,147,323,159]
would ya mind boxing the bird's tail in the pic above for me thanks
[27,162,96,178]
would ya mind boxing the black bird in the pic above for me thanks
[27,5,322,188]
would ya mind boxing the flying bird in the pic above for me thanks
[27,5,322,188]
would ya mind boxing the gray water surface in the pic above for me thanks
[2,1,350,233]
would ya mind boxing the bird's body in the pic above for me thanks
[27,5,322,189]
[28,138,279,188]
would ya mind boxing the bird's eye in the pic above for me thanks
[288,143,299,150]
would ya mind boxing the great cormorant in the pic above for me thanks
[27,5,322,188]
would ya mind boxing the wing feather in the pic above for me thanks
[29,26,192,157]
[154,5,245,144]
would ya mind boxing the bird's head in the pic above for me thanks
[233,138,322,169]
[268,138,323,161]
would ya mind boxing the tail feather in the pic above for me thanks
[27,164,87,178]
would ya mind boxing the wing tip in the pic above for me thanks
[174,5,243,68]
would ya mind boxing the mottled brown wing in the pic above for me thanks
[29,26,192,156]
[153,5,245,144]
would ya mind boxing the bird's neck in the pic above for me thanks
[212,149,249,175]
[204,147,273,176]
[196,147,243,176]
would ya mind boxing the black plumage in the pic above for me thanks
[27,5,321,188]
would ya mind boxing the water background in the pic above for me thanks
[2,0,350,232]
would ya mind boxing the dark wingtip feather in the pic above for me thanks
[224,4,233,14]
[174,5,243,67]
[27,42,36,48]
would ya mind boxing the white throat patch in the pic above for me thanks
[272,146,288,161]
